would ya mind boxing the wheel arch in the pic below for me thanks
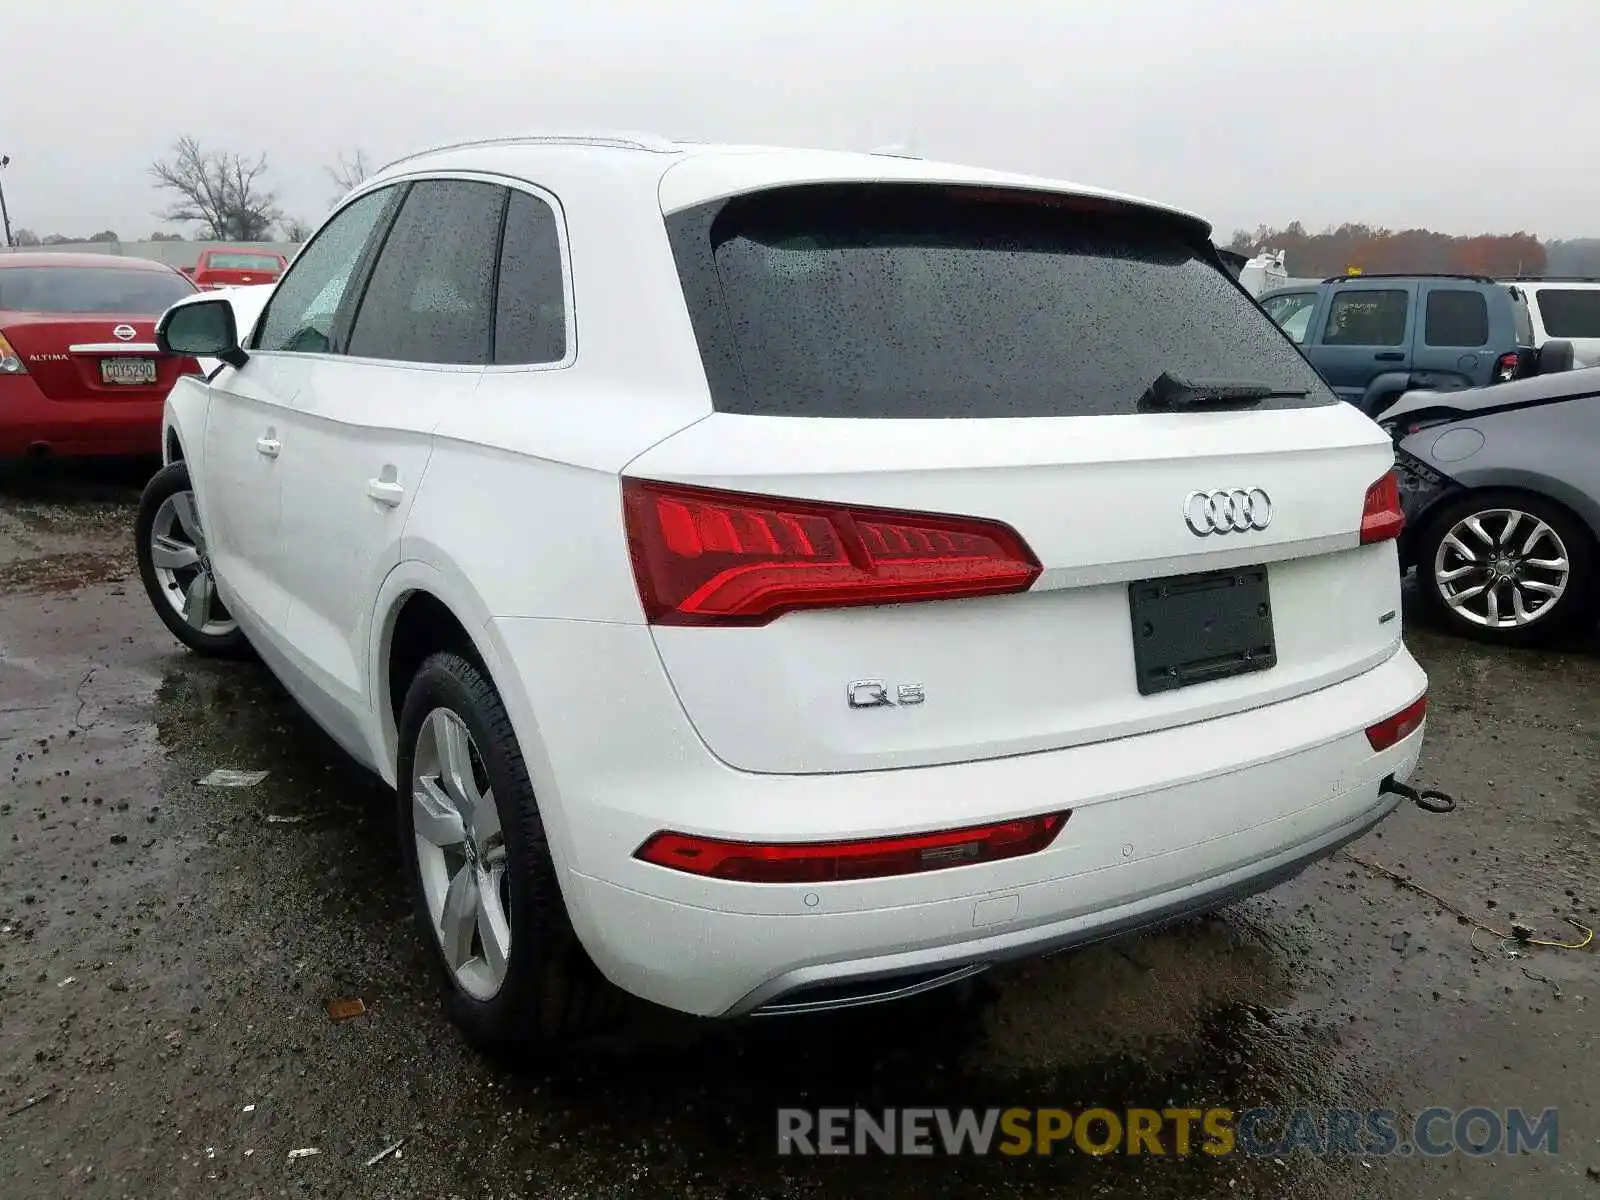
[1437,467,1600,549]
[369,558,583,894]
[161,376,212,472]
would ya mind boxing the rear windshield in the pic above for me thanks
[668,184,1332,418]
[203,253,283,271]
[0,267,196,314]
[1535,288,1600,339]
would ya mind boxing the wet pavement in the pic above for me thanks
[1,460,1596,1199]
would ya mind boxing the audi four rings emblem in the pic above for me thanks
[1184,488,1272,536]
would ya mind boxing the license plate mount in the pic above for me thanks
[1129,567,1277,696]
[100,357,157,386]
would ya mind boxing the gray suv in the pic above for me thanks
[1260,274,1572,417]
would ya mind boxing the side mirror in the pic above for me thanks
[158,297,247,369]
[1536,339,1575,376]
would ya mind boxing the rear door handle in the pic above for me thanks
[1374,351,1405,362]
[255,436,281,458]
[367,478,404,507]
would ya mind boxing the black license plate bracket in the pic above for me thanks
[1129,568,1277,696]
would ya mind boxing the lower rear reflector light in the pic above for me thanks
[1365,694,1427,752]
[622,477,1041,626]
[635,812,1070,883]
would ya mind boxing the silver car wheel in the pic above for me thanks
[411,708,512,1001]
[148,491,237,638]
[1433,507,1570,629]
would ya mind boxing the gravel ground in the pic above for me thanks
[1,459,1596,1199]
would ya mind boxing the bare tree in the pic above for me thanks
[13,228,40,246]
[149,136,283,242]
[279,217,314,242]
[326,149,372,203]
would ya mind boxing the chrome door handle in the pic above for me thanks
[255,437,281,458]
[367,478,404,507]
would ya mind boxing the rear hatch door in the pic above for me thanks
[625,182,1406,775]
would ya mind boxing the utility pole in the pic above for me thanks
[0,155,13,249]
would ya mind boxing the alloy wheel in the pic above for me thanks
[148,491,237,637]
[1432,507,1570,629]
[411,708,512,1001]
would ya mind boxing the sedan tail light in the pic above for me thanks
[0,332,26,375]
[622,478,1041,626]
[1360,472,1405,544]
[635,812,1070,883]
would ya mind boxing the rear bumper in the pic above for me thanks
[487,616,1429,1019]
[0,375,164,458]
[576,780,1404,1016]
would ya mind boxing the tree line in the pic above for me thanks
[18,141,1600,276]
[1228,223,1600,279]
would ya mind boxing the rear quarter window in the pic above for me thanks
[665,184,1333,418]
[1423,289,1489,347]
[1535,288,1600,339]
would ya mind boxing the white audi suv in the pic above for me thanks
[136,133,1429,1050]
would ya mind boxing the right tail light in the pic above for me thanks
[1360,472,1405,544]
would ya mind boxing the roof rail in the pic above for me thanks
[378,132,681,172]
[1318,272,1496,284]
[1500,275,1600,283]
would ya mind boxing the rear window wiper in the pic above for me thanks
[1138,371,1308,412]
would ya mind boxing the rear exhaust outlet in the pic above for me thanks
[1381,774,1455,813]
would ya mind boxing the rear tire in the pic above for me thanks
[134,462,250,658]
[396,651,624,1053]
[1415,489,1597,646]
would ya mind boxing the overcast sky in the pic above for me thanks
[4,0,1594,242]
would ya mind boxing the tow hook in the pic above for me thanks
[1382,775,1456,814]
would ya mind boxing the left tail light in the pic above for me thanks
[1360,471,1405,544]
[1492,351,1520,383]
[622,478,1041,627]
[0,332,26,375]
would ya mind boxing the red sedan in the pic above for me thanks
[187,248,287,290]
[0,253,202,459]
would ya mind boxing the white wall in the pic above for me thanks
[1,241,302,269]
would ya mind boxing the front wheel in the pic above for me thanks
[1416,490,1597,646]
[134,462,250,657]
[396,651,624,1053]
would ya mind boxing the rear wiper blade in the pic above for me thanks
[1138,371,1308,412]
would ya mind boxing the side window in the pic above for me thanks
[1424,289,1489,347]
[494,190,569,365]
[253,187,395,353]
[346,180,505,366]
[1261,293,1316,345]
[1323,289,1409,347]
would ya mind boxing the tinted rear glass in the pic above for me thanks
[1536,288,1600,338]
[204,253,283,271]
[668,185,1332,418]
[0,267,196,314]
